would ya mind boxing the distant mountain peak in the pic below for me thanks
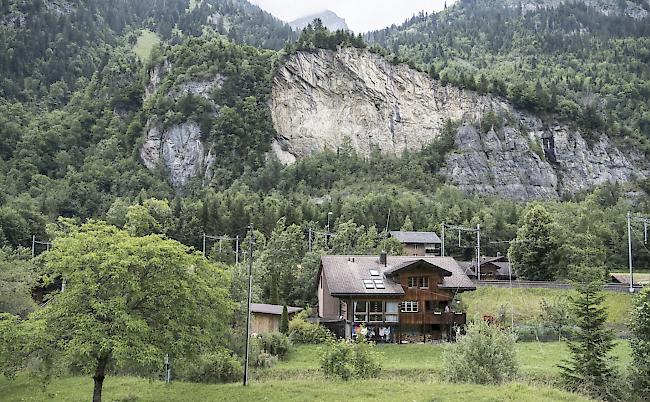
[289,9,349,32]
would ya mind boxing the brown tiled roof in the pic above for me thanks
[321,255,475,296]
[389,231,442,244]
[250,303,303,315]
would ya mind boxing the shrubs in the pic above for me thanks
[175,350,243,383]
[443,320,518,384]
[257,332,291,359]
[320,339,381,380]
[288,317,332,344]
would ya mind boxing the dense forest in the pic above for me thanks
[365,0,650,149]
[0,0,649,311]
[0,0,293,100]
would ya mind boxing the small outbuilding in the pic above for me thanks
[460,255,516,280]
[250,303,303,334]
[389,231,443,256]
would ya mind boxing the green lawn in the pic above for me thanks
[1,342,626,401]
[0,375,593,402]
[461,287,633,328]
[132,29,160,61]
[270,341,630,377]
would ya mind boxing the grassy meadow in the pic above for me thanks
[0,375,594,402]
[461,287,634,330]
[0,342,630,401]
[132,29,161,61]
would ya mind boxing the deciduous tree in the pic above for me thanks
[19,221,233,402]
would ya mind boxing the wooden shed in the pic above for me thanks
[251,303,303,334]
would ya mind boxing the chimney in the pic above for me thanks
[379,251,387,266]
[497,251,501,257]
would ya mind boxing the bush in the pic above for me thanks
[254,351,279,369]
[288,318,332,344]
[320,339,381,380]
[443,320,518,384]
[257,332,291,359]
[175,350,243,383]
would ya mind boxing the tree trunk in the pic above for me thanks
[93,355,109,402]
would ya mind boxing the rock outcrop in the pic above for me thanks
[270,48,648,200]
[140,62,222,188]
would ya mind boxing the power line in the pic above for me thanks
[441,222,481,278]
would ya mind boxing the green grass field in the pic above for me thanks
[1,341,627,401]
[266,341,630,377]
[132,29,160,62]
[0,375,593,402]
[461,287,633,329]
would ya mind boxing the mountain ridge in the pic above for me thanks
[289,9,349,32]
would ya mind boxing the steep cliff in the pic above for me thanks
[140,60,221,188]
[270,48,647,200]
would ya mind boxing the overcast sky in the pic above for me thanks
[249,0,453,33]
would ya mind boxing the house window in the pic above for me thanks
[369,301,383,322]
[401,301,418,313]
[408,276,417,287]
[354,301,368,322]
[419,276,429,288]
[385,301,399,322]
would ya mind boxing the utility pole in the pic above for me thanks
[243,225,254,386]
[202,233,207,257]
[476,224,481,280]
[628,211,633,294]
[308,228,313,252]
[626,212,650,293]
[441,222,445,257]
[235,235,240,265]
[31,236,52,258]
[326,212,333,246]
[440,223,481,276]
[384,208,391,238]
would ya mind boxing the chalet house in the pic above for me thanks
[460,255,516,280]
[251,303,302,334]
[389,231,443,256]
[317,253,475,343]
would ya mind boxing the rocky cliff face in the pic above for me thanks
[140,62,220,188]
[270,48,648,200]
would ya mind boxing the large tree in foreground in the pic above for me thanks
[509,204,559,280]
[34,221,233,402]
[629,287,650,401]
[559,270,618,401]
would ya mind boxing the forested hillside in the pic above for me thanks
[365,0,650,150]
[0,0,293,100]
[0,0,648,304]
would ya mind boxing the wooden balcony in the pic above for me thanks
[399,311,466,326]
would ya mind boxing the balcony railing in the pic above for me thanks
[399,311,467,325]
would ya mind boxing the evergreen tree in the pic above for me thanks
[629,287,650,401]
[401,216,414,231]
[280,305,289,334]
[508,205,559,280]
[559,275,618,401]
